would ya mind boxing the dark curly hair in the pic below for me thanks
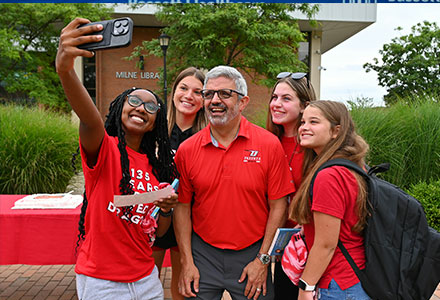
[76,87,178,247]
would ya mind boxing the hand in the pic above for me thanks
[238,258,268,300]
[178,262,200,298]
[153,193,178,213]
[296,225,304,235]
[56,18,103,74]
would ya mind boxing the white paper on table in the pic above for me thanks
[11,194,83,209]
[113,186,174,207]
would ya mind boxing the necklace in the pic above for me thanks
[288,140,300,172]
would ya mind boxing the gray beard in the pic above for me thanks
[206,102,240,126]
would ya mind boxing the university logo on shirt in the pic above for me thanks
[243,149,261,163]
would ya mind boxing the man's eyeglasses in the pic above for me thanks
[201,89,244,100]
[277,72,310,89]
[127,95,161,114]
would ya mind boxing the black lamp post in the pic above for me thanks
[159,33,171,106]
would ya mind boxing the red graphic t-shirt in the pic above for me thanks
[75,133,159,282]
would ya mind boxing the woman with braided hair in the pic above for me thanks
[56,18,178,299]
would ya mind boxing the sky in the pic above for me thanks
[320,3,439,106]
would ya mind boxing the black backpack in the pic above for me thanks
[310,158,440,300]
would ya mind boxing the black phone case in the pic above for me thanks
[77,17,133,51]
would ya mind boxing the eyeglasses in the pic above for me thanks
[127,95,161,114]
[201,89,244,100]
[277,72,310,88]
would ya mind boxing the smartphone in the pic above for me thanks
[77,17,133,51]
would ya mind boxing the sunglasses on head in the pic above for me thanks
[200,89,244,100]
[277,72,310,89]
[127,95,161,114]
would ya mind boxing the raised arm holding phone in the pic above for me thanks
[56,18,178,300]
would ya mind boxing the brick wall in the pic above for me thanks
[95,26,272,124]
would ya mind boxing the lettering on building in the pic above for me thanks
[115,71,160,80]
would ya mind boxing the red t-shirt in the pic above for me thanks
[303,166,366,290]
[75,133,159,282]
[281,136,304,228]
[175,116,295,250]
[281,136,304,191]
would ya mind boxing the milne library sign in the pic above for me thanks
[115,71,161,80]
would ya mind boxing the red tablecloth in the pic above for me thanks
[0,195,172,267]
[0,195,82,265]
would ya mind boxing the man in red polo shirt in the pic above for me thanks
[174,65,295,300]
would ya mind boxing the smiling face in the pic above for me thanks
[121,89,158,136]
[299,106,339,155]
[173,75,204,118]
[204,76,245,127]
[270,82,304,137]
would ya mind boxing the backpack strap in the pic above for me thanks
[310,158,369,200]
[337,240,366,283]
[309,158,369,283]
[368,162,390,176]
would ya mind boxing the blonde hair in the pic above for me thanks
[289,100,370,233]
[266,76,317,139]
[167,67,207,136]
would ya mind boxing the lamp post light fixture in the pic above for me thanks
[159,33,171,106]
[139,55,144,71]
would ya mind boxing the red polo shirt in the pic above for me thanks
[175,116,295,250]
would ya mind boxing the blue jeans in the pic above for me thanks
[318,279,370,300]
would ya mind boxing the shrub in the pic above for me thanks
[351,98,440,189]
[407,180,440,232]
[0,105,79,194]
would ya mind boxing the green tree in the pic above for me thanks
[363,21,440,105]
[0,4,113,112]
[128,3,318,90]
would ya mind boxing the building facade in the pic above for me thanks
[74,3,376,121]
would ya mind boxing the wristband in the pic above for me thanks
[158,208,173,217]
[298,278,315,291]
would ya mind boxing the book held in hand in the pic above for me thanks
[268,228,301,256]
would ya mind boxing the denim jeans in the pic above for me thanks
[318,279,370,300]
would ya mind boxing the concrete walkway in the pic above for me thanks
[1,264,439,300]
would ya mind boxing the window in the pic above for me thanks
[83,56,96,103]
[298,32,311,68]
